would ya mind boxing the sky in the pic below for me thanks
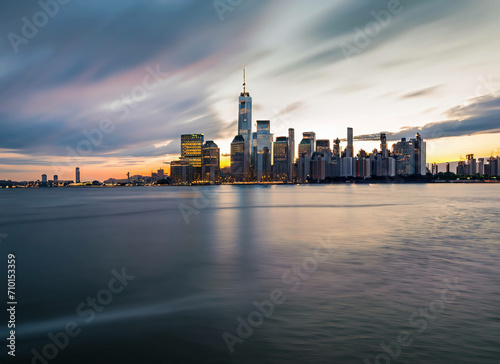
[1,0,500,181]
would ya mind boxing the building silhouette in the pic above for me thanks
[201,141,220,183]
[230,135,245,181]
[273,136,289,181]
[238,66,252,178]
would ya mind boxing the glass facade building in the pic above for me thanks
[181,134,204,168]
[201,141,220,183]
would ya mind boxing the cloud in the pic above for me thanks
[390,93,500,140]
[400,85,441,99]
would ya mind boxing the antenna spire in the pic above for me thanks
[243,65,246,94]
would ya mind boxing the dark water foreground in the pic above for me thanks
[0,184,499,363]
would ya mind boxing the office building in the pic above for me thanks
[297,154,311,183]
[465,154,477,175]
[457,161,466,175]
[201,141,220,183]
[181,134,204,169]
[310,152,326,181]
[53,175,58,182]
[41,174,47,183]
[393,138,416,175]
[230,135,245,181]
[333,138,341,158]
[478,158,485,175]
[273,136,289,181]
[288,128,295,182]
[170,160,194,184]
[414,133,426,175]
[380,133,388,158]
[345,127,354,158]
[256,120,272,181]
[392,134,426,176]
[76,167,80,183]
[488,156,499,176]
[238,66,252,178]
[298,132,316,157]
[316,139,331,154]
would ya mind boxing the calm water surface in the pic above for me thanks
[0,184,499,363]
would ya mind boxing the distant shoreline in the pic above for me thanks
[1,179,499,188]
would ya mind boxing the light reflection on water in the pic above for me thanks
[0,184,499,363]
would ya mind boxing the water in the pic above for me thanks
[0,184,499,363]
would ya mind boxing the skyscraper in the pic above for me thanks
[288,128,294,182]
[393,138,416,175]
[230,135,245,181]
[316,139,331,154]
[273,136,289,181]
[380,133,388,158]
[238,66,252,178]
[41,174,47,183]
[298,132,315,157]
[181,134,204,168]
[414,133,426,175]
[333,138,341,158]
[201,141,220,183]
[345,127,354,158]
[392,134,426,176]
[75,167,80,183]
[256,120,272,181]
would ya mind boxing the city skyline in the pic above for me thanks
[1,1,500,181]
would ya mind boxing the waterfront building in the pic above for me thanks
[201,141,220,183]
[76,167,80,183]
[297,154,311,183]
[465,154,477,175]
[310,152,326,181]
[298,132,316,157]
[288,128,295,182]
[256,120,272,181]
[230,135,245,181]
[333,138,341,158]
[478,158,485,175]
[238,66,252,178]
[170,160,194,184]
[316,139,330,154]
[181,134,204,168]
[392,134,426,176]
[273,136,289,181]
[393,138,416,175]
[345,127,354,158]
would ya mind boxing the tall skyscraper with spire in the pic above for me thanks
[238,66,252,141]
[237,66,252,178]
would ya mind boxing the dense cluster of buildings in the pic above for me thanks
[431,154,500,177]
[169,67,428,184]
[4,68,500,188]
